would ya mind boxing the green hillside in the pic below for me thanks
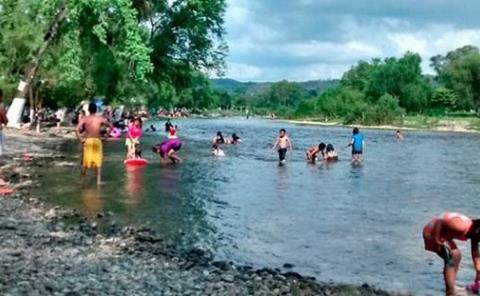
[211,78,340,95]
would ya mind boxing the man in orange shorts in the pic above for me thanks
[423,212,480,295]
[75,102,112,185]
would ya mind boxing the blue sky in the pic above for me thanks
[223,0,480,82]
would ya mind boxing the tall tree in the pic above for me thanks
[432,45,480,110]
[0,0,153,100]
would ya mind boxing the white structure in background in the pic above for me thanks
[7,81,28,127]
[113,105,124,122]
[6,98,26,127]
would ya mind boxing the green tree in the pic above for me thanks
[432,45,480,111]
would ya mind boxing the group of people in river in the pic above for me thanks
[75,102,184,185]
[76,101,478,296]
[211,131,241,156]
[75,102,370,186]
[271,127,364,165]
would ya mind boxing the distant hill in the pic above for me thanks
[211,78,340,95]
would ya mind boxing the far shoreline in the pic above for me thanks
[283,119,480,134]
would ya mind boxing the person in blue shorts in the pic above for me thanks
[347,127,364,163]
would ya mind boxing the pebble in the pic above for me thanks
[0,137,400,296]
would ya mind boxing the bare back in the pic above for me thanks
[77,115,109,139]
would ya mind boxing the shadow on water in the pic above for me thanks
[31,118,480,294]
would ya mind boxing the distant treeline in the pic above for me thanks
[211,45,480,124]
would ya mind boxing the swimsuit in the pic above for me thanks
[83,138,103,168]
[423,212,472,252]
[126,125,142,146]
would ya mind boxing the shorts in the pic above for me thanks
[83,138,103,168]
[352,149,362,155]
[278,148,287,161]
[423,218,455,267]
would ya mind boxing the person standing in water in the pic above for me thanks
[395,130,404,141]
[423,213,480,296]
[75,102,113,185]
[273,128,293,164]
[125,117,142,159]
[347,127,364,163]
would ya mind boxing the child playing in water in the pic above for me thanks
[213,131,225,145]
[126,117,142,159]
[423,213,480,296]
[395,130,404,141]
[168,124,177,139]
[212,143,225,157]
[273,128,293,164]
[347,127,364,163]
[230,133,241,145]
[325,144,338,161]
[305,143,326,163]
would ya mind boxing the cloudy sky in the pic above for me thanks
[223,0,480,82]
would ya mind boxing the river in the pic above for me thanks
[33,118,480,295]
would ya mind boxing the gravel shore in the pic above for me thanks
[0,130,409,295]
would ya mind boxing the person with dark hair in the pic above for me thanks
[125,117,142,159]
[212,131,225,146]
[395,129,404,141]
[230,133,241,145]
[152,138,183,164]
[165,119,172,133]
[325,144,338,161]
[75,102,113,185]
[423,213,480,295]
[347,127,364,163]
[305,142,326,163]
[273,128,293,165]
[212,143,225,157]
[0,89,8,155]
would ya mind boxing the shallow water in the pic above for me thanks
[33,118,480,295]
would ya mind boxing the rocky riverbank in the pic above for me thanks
[0,130,409,295]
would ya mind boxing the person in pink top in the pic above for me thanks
[125,117,142,159]
[423,212,480,295]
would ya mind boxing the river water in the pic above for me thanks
[33,118,480,295]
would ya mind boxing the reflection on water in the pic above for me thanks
[275,165,289,199]
[81,187,102,218]
[32,118,480,295]
[125,166,145,204]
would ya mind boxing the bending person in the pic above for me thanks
[153,138,183,164]
[305,143,326,163]
[423,212,480,296]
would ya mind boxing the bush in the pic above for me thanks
[343,93,404,125]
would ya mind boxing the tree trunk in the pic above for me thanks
[15,1,67,99]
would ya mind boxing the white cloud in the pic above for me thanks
[227,63,263,81]
[225,0,248,25]
[222,0,480,81]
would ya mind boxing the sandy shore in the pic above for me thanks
[0,130,408,295]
